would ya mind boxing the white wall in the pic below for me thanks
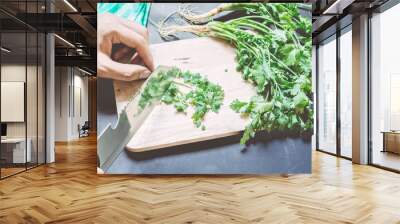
[72,73,89,138]
[1,65,40,138]
[55,67,69,141]
[1,65,26,139]
[1,66,26,127]
[54,67,89,141]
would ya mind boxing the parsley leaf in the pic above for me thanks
[138,67,224,130]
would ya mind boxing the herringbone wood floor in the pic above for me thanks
[1,135,400,224]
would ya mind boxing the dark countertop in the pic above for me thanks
[98,3,311,174]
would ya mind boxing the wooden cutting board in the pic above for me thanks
[122,37,257,152]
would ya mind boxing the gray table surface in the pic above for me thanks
[97,3,311,174]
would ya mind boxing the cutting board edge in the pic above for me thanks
[126,129,243,152]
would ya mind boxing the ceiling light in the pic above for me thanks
[323,0,354,15]
[1,47,11,53]
[323,0,342,14]
[63,0,78,12]
[76,48,86,55]
[78,67,93,76]
[54,34,75,48]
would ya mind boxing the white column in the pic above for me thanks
[45,0,56,163]
[46,33,55,163]
[352,14,369,164]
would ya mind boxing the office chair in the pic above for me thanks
[78,121,90,138]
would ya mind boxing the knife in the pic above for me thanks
[97,66,169,172]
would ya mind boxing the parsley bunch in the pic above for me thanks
[161,3,313,144]
[138,67,224,129]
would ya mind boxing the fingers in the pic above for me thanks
[113,15,152,67]
[97,13,155,80]
[98,52,151,81]
[117,26,155,71]
[102,13,148,41]
[117,17,149,41]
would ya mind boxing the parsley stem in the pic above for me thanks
[158,3,313,143]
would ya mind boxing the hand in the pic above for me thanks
[97,13,154,81]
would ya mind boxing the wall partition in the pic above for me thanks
[0,31,28,177]
[0,1,46,179]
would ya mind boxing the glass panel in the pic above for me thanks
[26,0,39,169]
[340,28,352,158]
[1,31,27,177]
[371,4,400,171]
[0,0,46,178]
[318,36,337,154]
[38,32,45,165]
[27,31,38,169]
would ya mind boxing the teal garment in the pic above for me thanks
[97,3,151,26]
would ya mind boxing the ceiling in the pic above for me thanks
[312,0,390,43]
[0,0,97,74]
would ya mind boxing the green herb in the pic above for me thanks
[138,67,224,129]
[161,3,313,144]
